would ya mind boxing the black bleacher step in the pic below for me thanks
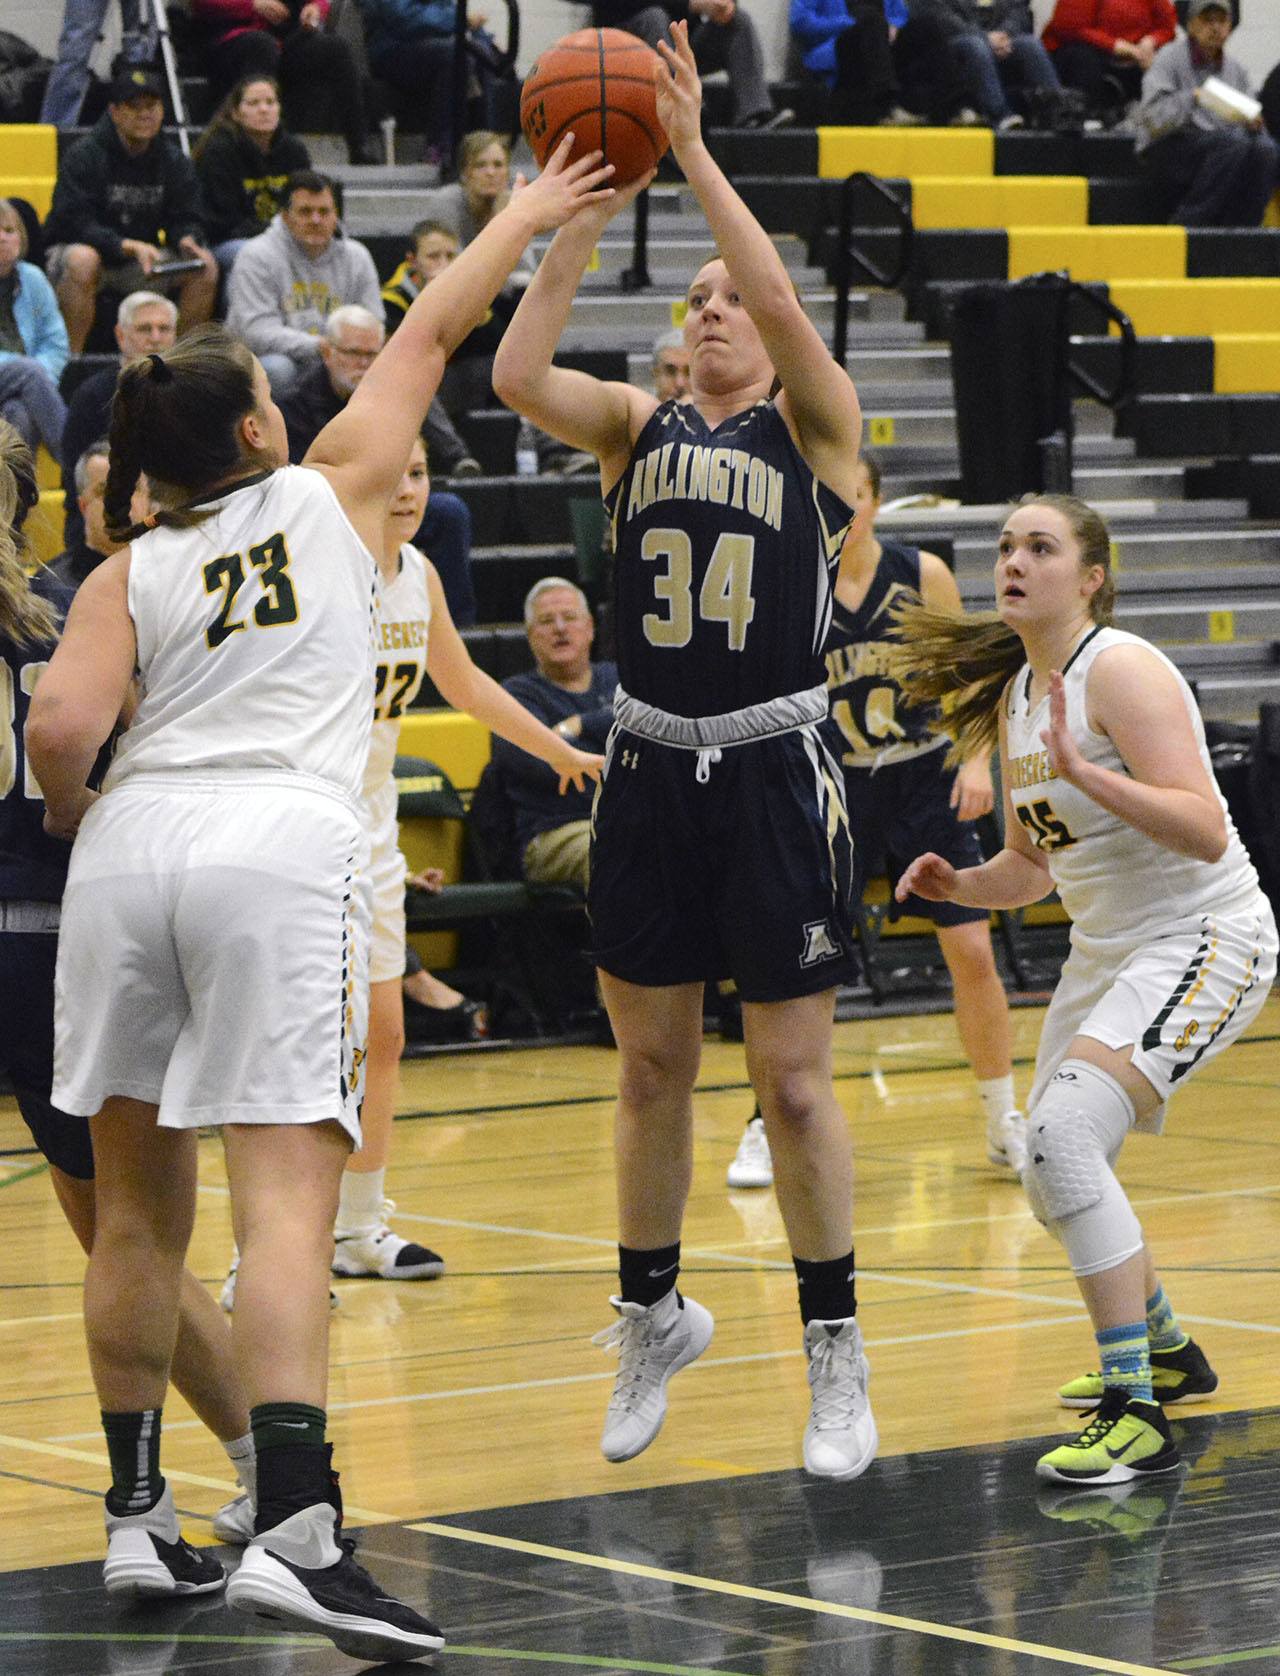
[457,409,517,476]
[813,227,1005,286]
[1070,334,1213,397]
[914,278,1109,339]
[1119,394,1280,460]
[1187,230,1280,278]
[995,131,1141,178]
[705,128,818,179]
[1186,456,1280,517]
[414,624,533,708]
[448,476,602,547]
[1088,178,1172,225]
[470,549,570,624]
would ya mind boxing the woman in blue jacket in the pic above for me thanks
[790,0,918,124]
[0,200,68,459]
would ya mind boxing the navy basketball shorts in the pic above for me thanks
[844,749,989,929]
[0,928,94,1180]
[588,720,858,1003]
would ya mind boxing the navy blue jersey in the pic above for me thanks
[826,539,945,768]
[0,573,72,903]
[605,399,854,717]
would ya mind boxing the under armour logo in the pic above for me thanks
[800,920,841,967]
[620,748,640,770]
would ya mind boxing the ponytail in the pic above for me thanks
[0,420,57,647]
[888,604,1023,763]
[888,493,1117,763]
[106,326,260,543]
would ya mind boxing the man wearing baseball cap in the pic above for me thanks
[43,68,217,352]
[1133,0,1278,224]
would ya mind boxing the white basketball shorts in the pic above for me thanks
[364,775,408,985]
[53,773,372,1143]
[1029,900,1277,1127]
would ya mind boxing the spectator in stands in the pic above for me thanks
[355,0,510,162]
[40,0,154,129]
[46,440,111,591]
[790,0,925,126]
[1043,0,1177,124]
[651,329,691,401]
[59,290,176,552]
[43,69,218,354]
[225,169,381,396]
[1135,0,1279,227]
[0,201,69,459]
[587,0,793,128]
[192,74,311,274]
[384,218,513,424]
[489,578,618,891]
[189,0,374,163]
[278,304,478,624]
[901,0,1060,128]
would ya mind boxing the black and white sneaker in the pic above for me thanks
[104,1483,226,1600]
[227,1503,444,1663]
[332,1201,446,1281]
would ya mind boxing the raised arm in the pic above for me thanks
[423,564,602,793]
[491,175,657,490]
[305,138,615,542]
[656,22,861,494]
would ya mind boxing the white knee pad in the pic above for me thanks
[1022,1059,1143,1278]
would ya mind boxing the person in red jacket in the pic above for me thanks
[1043,0,1177,121]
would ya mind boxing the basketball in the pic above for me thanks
[521,28,668,188]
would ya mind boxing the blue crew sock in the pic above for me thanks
[1096,1321,1153,1403]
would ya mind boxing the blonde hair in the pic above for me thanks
[458,130,510,176]
[889,494,1116,762]
[0,199,28,259]
[0,421,57,646]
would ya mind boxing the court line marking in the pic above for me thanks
[1171,1650,1280,1671]
[51,1312,1087,1438]
[407,1520,1180,1676]
[0,1635,759,1673]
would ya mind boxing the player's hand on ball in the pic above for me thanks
[1039,671,1086,784]
[654,20,703,153]
[555,746,604,794]
[895,852,957,903]
[519,136,616,230]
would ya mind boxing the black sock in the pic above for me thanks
[251,1403,339,1534]
[618,1242,681,1308]
[102,1408,164,1516]
[794,1250,856,1326]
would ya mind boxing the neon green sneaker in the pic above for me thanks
[1057,1337,1218,1410]
[1036,1389,1180,1485]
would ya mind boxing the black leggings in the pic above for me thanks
[208,28,368,157]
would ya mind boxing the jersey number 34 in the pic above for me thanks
[642,529,756,652]
[203,532,299,651]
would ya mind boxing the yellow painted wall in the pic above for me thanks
[1213,334,1280,394]
[1007,225,1186,281]
[817,127,993,180]
[1109,278,1280,336]
[912,176,1087,230]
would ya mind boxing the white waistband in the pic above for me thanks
[613,683,829,750]
[0,900,60,931]
[105,767,360,815]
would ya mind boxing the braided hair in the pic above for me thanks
[0,420,57,647]
[104,325,262,543]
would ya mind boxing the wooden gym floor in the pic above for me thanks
[1,994,1279,1674]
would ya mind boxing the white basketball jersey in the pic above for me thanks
[106,466,377,802]
[1005,626,1261,945]
[362,543,432,801]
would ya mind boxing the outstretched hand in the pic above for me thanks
[654,20,703,156]
[895,851,958,904]
[555,745,604,794]
[515,136,616,232]
[1039,671,1086,784]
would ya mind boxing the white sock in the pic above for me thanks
[336,1165,385,1238]
[977,1074,1019,1123]
[223,1431,256,1499]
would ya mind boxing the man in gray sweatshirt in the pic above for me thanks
[1134,0,1278,226]
[226,170,383,397]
